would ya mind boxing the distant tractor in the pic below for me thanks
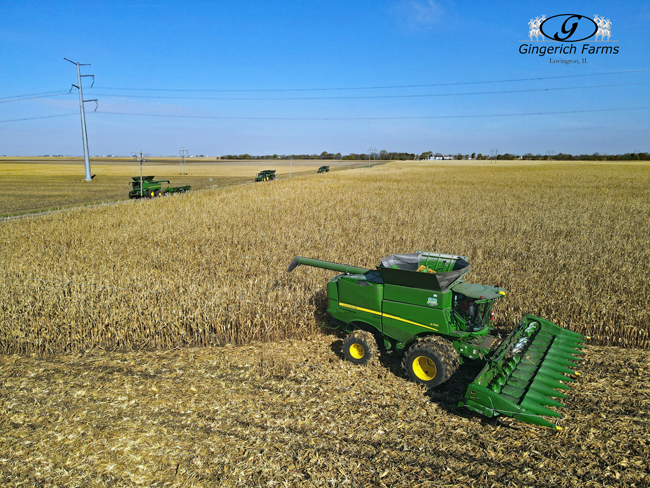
[255,170,276,182]
[128,176,191,199]
[317,165,330,173]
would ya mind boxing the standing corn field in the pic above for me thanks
[1,161,649,355]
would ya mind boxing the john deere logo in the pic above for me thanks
[539,14,598,42]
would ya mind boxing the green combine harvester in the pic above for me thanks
[288,252,587,429]
[255,169,276,182]
[129,176,190,198]
[317,165,330,173]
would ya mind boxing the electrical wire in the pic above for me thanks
[93,106,650,121]
[88,82,650,101]
[2,71,648,123]
[91,69,650,93]
[0,113,77,123]
[0,91,70,103]
[2,69,647,104]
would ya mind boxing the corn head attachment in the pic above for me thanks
[464,315,586,429]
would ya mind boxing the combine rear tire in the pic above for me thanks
[154,190,161,197]
[342,330,378,366]
[147,189,155,198]
[403,336,459,387]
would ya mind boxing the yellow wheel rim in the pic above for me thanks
[349,343,365,360]
[412,356,437,381]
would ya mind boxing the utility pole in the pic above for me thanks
[179,148,188,175]
[134,152,148,198]
[65,58,97,182]
[368,147,376,168]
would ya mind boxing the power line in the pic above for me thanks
[93,106,650,121]
[0,113,77,123]
[90,69,650,93]
[1,69,646,104]
[88,82,650,101]
[0,91,70,103]
[3,106,648,124]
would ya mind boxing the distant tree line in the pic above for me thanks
[218,151,649,161]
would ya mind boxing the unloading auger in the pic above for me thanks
[288,252,588,429]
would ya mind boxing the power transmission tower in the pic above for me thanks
[179,148,188,175]
[65,58,97,182]
[368,147,377,168]
[133,152,148,198]
[490,149,498,163]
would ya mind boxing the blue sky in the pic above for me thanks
[0,0,648,156]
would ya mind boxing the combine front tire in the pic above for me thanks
[403,336,459,387]
[342,330,378,366]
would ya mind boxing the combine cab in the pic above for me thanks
[255,170,276,182]
[288,252,587,429]
[129,176,190,198]
[317,165,330,173]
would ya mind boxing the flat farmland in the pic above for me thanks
[0,157,359,216]
[1,160,649,486]
[1,161,649,353]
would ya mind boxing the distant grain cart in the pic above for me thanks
[255,170,276,182]
[129,176,191,198]
[317,165,330,173]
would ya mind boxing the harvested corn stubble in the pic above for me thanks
[0,339,648,487]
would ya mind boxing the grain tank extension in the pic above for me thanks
[288,252,587,429]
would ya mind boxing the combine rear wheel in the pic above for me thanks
[154,190,161,197]
[147,189,155,198]
[342,330,378,366]
[403,336,459,387]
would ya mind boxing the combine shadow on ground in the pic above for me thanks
[324,329,503,427]
[309,287,504,426]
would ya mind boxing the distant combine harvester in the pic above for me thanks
[128,176,191,198]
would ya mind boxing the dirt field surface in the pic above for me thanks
[0,336,648,487]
